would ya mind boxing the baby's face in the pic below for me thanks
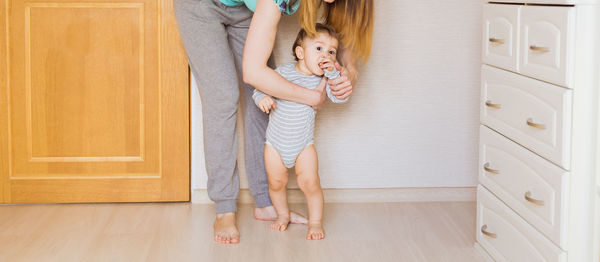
[300,32,338,75]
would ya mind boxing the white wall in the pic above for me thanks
[192,0,482,192]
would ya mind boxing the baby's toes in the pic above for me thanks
[230,234,239,244]
[279,224,288,231]
[217,233,225,243]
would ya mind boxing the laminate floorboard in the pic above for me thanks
[0,202,485,262]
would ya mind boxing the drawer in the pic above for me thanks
[479,126,569,248]
[482,4,520,72]
[477,185,567,262]
[480,65,572,170]
[520,6,575,88]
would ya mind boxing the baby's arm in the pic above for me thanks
[323,66,340,80]
[252,66,287,113]
[252,66,283,106]
[252,88,269,106]
[326,84,349,103]
[323,67,349,103]
[253,89,276,113]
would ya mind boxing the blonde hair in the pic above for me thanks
[298,0,374,63]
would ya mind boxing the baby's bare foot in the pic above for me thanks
[289,211,308,224]
[254,206,308,224]
[214,212,240,244]
[306,222,325,240]
[270,214,290,231]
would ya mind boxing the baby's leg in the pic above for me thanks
[265,144,290,231]
[295,145,325,240]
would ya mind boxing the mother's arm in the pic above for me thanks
[242,0,326,108]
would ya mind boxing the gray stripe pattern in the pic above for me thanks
[253,62,348,168]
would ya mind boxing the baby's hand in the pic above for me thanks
[258,96,276,114]
[319,59,336,72]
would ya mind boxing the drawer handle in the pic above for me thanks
[526,118,546,129]
[483,163,500,174]
[481,225,497,238]
[489,37,505,44]
[485,100,501,109]
[530,45,550,53]
[525,191,545,206]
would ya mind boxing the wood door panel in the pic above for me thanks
[14,1,158,177]
[28,4,145,159]
[1,0,189,202]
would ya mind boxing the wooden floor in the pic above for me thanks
[0,202,485,262]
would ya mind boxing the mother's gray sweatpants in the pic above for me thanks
[174,0,272,213]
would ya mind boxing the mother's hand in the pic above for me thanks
[327,62,357,100]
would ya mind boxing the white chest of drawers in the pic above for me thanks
[476,1,600,261]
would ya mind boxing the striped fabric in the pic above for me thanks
[252,62,347,168]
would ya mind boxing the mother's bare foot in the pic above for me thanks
[306,222,325,240]
[214,212,239,244]
[270,214,290,231]
[254,206,308,224]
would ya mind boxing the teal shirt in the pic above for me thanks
[220,0,299,14]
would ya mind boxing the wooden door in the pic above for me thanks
[0,0,189,203]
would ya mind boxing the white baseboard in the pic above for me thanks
[192,187,476,204]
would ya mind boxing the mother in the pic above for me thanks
[174,0,373,244]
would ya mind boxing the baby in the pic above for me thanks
[252,23,347,240]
